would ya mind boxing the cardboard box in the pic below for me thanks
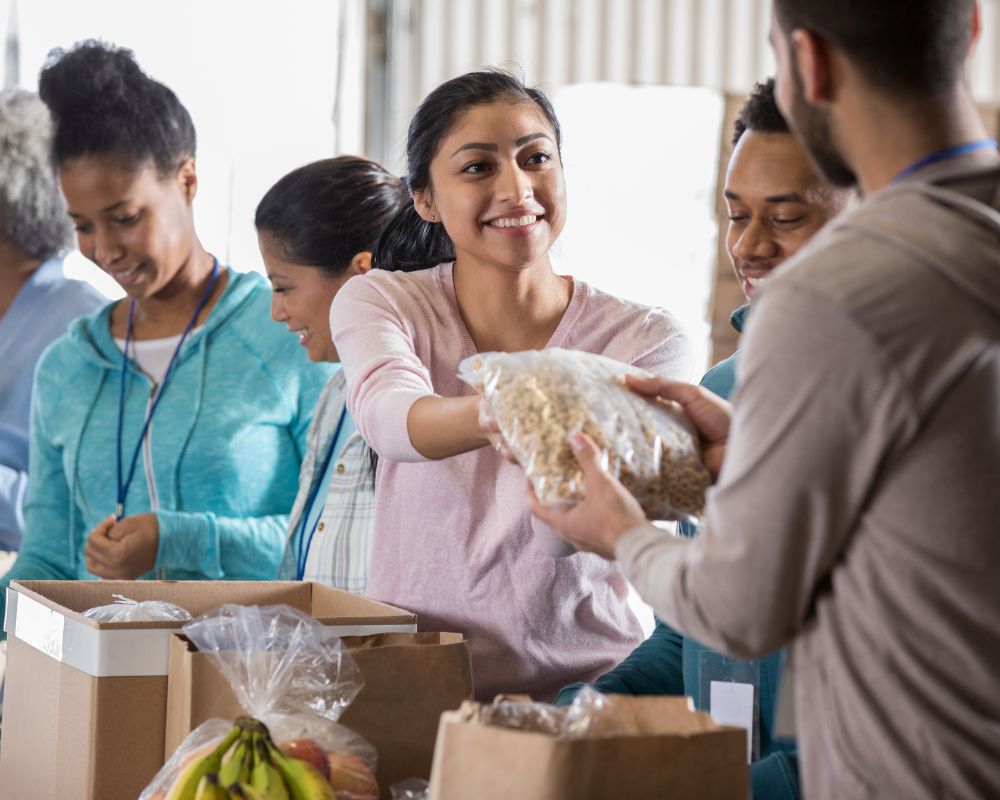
[428,695,748,800]
[165,630,474,798]
[0,580,416,800]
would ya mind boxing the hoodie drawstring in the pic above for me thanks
[172,331,210,514]
[70,371,107,575]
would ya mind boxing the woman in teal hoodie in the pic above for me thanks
[0,42,330,620]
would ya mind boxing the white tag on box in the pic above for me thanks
[710,680,754,763]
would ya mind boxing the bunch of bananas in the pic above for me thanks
[166,716,339,800]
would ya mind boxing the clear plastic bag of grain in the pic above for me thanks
[458,349,711,521]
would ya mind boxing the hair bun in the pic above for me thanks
[37,39,196,172]
[38,40,145,120]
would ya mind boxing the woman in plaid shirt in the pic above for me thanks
[255,157,408,591]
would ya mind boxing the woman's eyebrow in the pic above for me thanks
[451,132,551,157]
[452,142,497,156]
[515,132,550,146]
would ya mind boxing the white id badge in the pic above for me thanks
[698,651,761,763]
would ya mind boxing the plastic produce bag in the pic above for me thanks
[391,778,430,799]
[460,348,712,520]
[82,593,192,622]
[141,604,379,800]
[560,685,630,738]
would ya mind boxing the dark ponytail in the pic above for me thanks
[373,68,562,273]
[371,204,454,272]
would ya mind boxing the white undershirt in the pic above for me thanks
[113,327,203,385]
[112,327,203,512]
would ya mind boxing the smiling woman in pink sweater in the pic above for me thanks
[331,70,695,700]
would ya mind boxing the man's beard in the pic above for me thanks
[787,60,858,189]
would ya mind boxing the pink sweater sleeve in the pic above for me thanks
[329,273,432,462]
[631,313,699,383]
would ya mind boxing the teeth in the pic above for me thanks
[745,276,766,287]
[114,265,140,277]
[296,329,308,342]
[492,214,538,228]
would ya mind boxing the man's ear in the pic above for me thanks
[176,157,198,204]
[349,251,373,276]
[969,1,982,53]
[412,189,438,223]
[790,28,833,104]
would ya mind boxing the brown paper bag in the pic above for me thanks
[165,630,472,799]
[338,632,473,792]
[428,695,747,800]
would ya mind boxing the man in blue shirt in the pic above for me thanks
[557,78,852,800]
[0,90,105,554]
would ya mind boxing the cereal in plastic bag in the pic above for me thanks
[460,348,712,520]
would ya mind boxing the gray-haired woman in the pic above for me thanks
[0,89,104,555]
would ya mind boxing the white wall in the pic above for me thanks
[553,84,723,374]
[1,0,366,292]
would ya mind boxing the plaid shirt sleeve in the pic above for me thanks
[299,433,375,592]
[280,370,376,592]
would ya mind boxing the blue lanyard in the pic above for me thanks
[295,406,349,581]
[892,139,997,184]
[115,258,221,520]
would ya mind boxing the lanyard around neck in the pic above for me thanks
[295,406,349,581]
[115,257,221,520]
[892,139,998,184]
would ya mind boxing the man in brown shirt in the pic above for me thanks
[533,2,1000,798]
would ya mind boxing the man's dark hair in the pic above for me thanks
[38,40,196,175]
[774,0,976,95]
[732,78,788,145]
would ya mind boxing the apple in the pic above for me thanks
[279,738,332,781]
[327,751,379,799]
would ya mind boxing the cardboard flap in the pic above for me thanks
[6,580,417,678]
[604,694,718,735]
[340,631,464,650]
[450,701,482,724]
[11,580,314,623]
[492,693,533,703]
[310,583,416,626]
[461,694,727,739]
